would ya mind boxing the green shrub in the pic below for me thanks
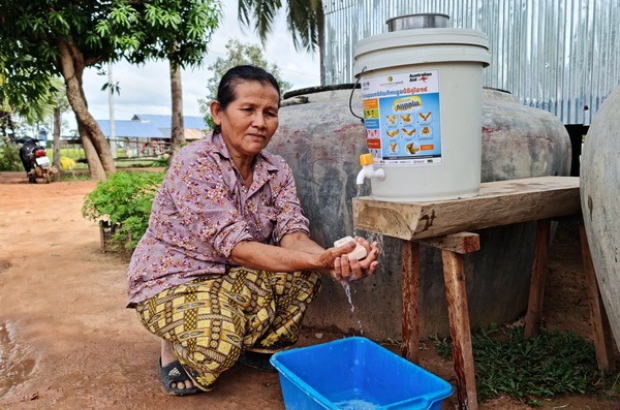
[0,138,23,171]
[82,171,165,249]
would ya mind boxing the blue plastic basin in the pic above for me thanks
[271,337,453,410]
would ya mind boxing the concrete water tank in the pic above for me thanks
[580,85,620,352]
[270,88,571,339]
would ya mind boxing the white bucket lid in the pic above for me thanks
[354,28,490,77]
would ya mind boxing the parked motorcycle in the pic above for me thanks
[18,137,55,183]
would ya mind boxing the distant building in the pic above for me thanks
[97,114,209,141]
[131,114,209,141]
[96,114,210,158]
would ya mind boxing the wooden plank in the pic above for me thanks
[401,241,420,363]
[420,232,480,254]
[353,176,580,241]
[524,219,551,338]
[442,250,478,410]
[579,223,617,373]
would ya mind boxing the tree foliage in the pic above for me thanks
[0,1,222,82]
[0,60,63,134]
[15,77,70,135]
[0,0,222,180]
[237,0,321,53]
[198,38,292,124]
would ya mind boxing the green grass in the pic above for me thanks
[51,148,167,170]
[432,326,620,406]
[116,160,163,168]
[58,171,92,182]
[45,147,87,161]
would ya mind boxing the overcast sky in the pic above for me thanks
[76,3,320,128]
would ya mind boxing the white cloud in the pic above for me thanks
[76,3,320,128]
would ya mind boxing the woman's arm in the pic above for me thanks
[230,232,380,283]
[229,235,356,273]
[279,231,326,254]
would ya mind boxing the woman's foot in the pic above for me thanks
[160,340,197,394]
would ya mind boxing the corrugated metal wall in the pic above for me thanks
[324,0,620,125]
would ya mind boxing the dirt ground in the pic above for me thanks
[0,172,618,410]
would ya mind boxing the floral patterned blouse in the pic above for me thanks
[126,132,310,307]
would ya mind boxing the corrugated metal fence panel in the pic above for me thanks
[323,0,620,125]
[324,0,357,85]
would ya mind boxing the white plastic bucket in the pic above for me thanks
[354,28,490,201]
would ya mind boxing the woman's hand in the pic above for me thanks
[275,232,379,283]
[331,237,379,284]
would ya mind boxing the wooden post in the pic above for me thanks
[524,219,551,338]
[420,232,480,409]
[401,241,420,363]
[442,249,478,410]
[579,222,617,373]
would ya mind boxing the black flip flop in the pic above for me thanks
[158,358,200,396]
[237,351,278,373]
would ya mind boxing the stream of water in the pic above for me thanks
[342,283,364,335]
[341,185,387,336]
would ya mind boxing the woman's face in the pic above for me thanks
[210,80,280,159]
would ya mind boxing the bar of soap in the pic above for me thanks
[334,236,368,260]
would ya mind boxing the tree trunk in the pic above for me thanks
[57,39,116,179]
[169,59,185,158]
[52,107,61,170]
[78,120,106,181]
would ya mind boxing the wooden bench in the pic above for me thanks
[353,176,615,410]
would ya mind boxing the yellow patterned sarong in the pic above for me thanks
[135,267,321,391]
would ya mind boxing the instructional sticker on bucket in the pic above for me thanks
[362,70,442,165]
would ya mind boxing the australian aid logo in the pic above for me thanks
[404,70,439,94]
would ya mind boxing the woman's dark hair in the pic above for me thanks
[213,65,281,134]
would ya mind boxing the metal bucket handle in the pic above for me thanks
[349,66,367,123]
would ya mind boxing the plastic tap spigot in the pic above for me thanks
[356,154,385,185]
